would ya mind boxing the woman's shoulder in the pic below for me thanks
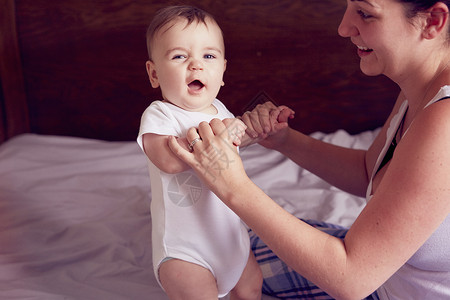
[400,96,450,167]
[417,94,450,132]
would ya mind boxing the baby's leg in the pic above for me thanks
[230,249,262,300]
[159,259,218,300]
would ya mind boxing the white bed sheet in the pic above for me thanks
[0,129,378,299]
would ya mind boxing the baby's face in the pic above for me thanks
[147,17,226,113]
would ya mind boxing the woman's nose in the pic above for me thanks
[338,8,359,38]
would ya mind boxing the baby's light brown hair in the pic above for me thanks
[146,5,223,60]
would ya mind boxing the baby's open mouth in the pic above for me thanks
[188,80,204,91]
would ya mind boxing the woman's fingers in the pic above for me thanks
[180,127,199,153]
[168,119,245,198]
[222,118,247,146]
[172,119,239,164]
[241,102,274,138]
[241,102,294,139]
[168,135,194,165]
[242,111,265,137]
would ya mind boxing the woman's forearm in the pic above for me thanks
[224,179,372,299]
[275,128,369,197]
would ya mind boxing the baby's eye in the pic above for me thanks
[357,9,372,19]
[172,54,186,60]
[204,54,216,59]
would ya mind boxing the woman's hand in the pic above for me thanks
[240,101,295,149]
[168,118,250,201]
[222,117,247,147]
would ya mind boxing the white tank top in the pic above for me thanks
[372,86,450,299]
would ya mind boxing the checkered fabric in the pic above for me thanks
[249,219,379,300]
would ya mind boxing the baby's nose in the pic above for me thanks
[189,59,204,70]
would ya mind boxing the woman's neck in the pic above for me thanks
[401,58,450,119]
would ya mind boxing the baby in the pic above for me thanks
[137,5,262,299]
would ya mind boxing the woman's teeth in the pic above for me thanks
[357,45,372,52]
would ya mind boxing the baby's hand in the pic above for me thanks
[222,118,247,147]
[240,101,295,144]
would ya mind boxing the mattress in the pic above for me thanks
[0,129,378,299]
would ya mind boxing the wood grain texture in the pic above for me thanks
[12,0,398,141]
[0,0,30,142]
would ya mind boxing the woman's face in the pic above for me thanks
[338,0,424,82]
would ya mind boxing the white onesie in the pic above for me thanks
[137,99,250,297]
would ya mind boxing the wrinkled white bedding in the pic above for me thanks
[0,130,378,299]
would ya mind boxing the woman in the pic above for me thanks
[168,0,450,299]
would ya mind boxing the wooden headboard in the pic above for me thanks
[0,0,399,143]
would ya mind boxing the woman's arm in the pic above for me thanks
[241,94,408,197]
[168,107,450,299]
[276,129,369,197]
[241,102,369,196]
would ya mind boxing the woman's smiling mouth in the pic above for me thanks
[357,45,373,51]
[357,45,373,57]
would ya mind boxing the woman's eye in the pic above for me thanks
[357,9,372,19]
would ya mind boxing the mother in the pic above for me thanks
[169,0,450,299]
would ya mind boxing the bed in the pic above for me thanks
[0,0,399,299]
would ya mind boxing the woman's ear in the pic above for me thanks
[422,2,449,39]
[146,60,160,88]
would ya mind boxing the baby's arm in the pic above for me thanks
[143,118,246,173]
[142,133,190,174]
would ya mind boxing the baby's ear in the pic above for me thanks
[146,60,160,88]
[422,2,449,39]
[221,59,227,86]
